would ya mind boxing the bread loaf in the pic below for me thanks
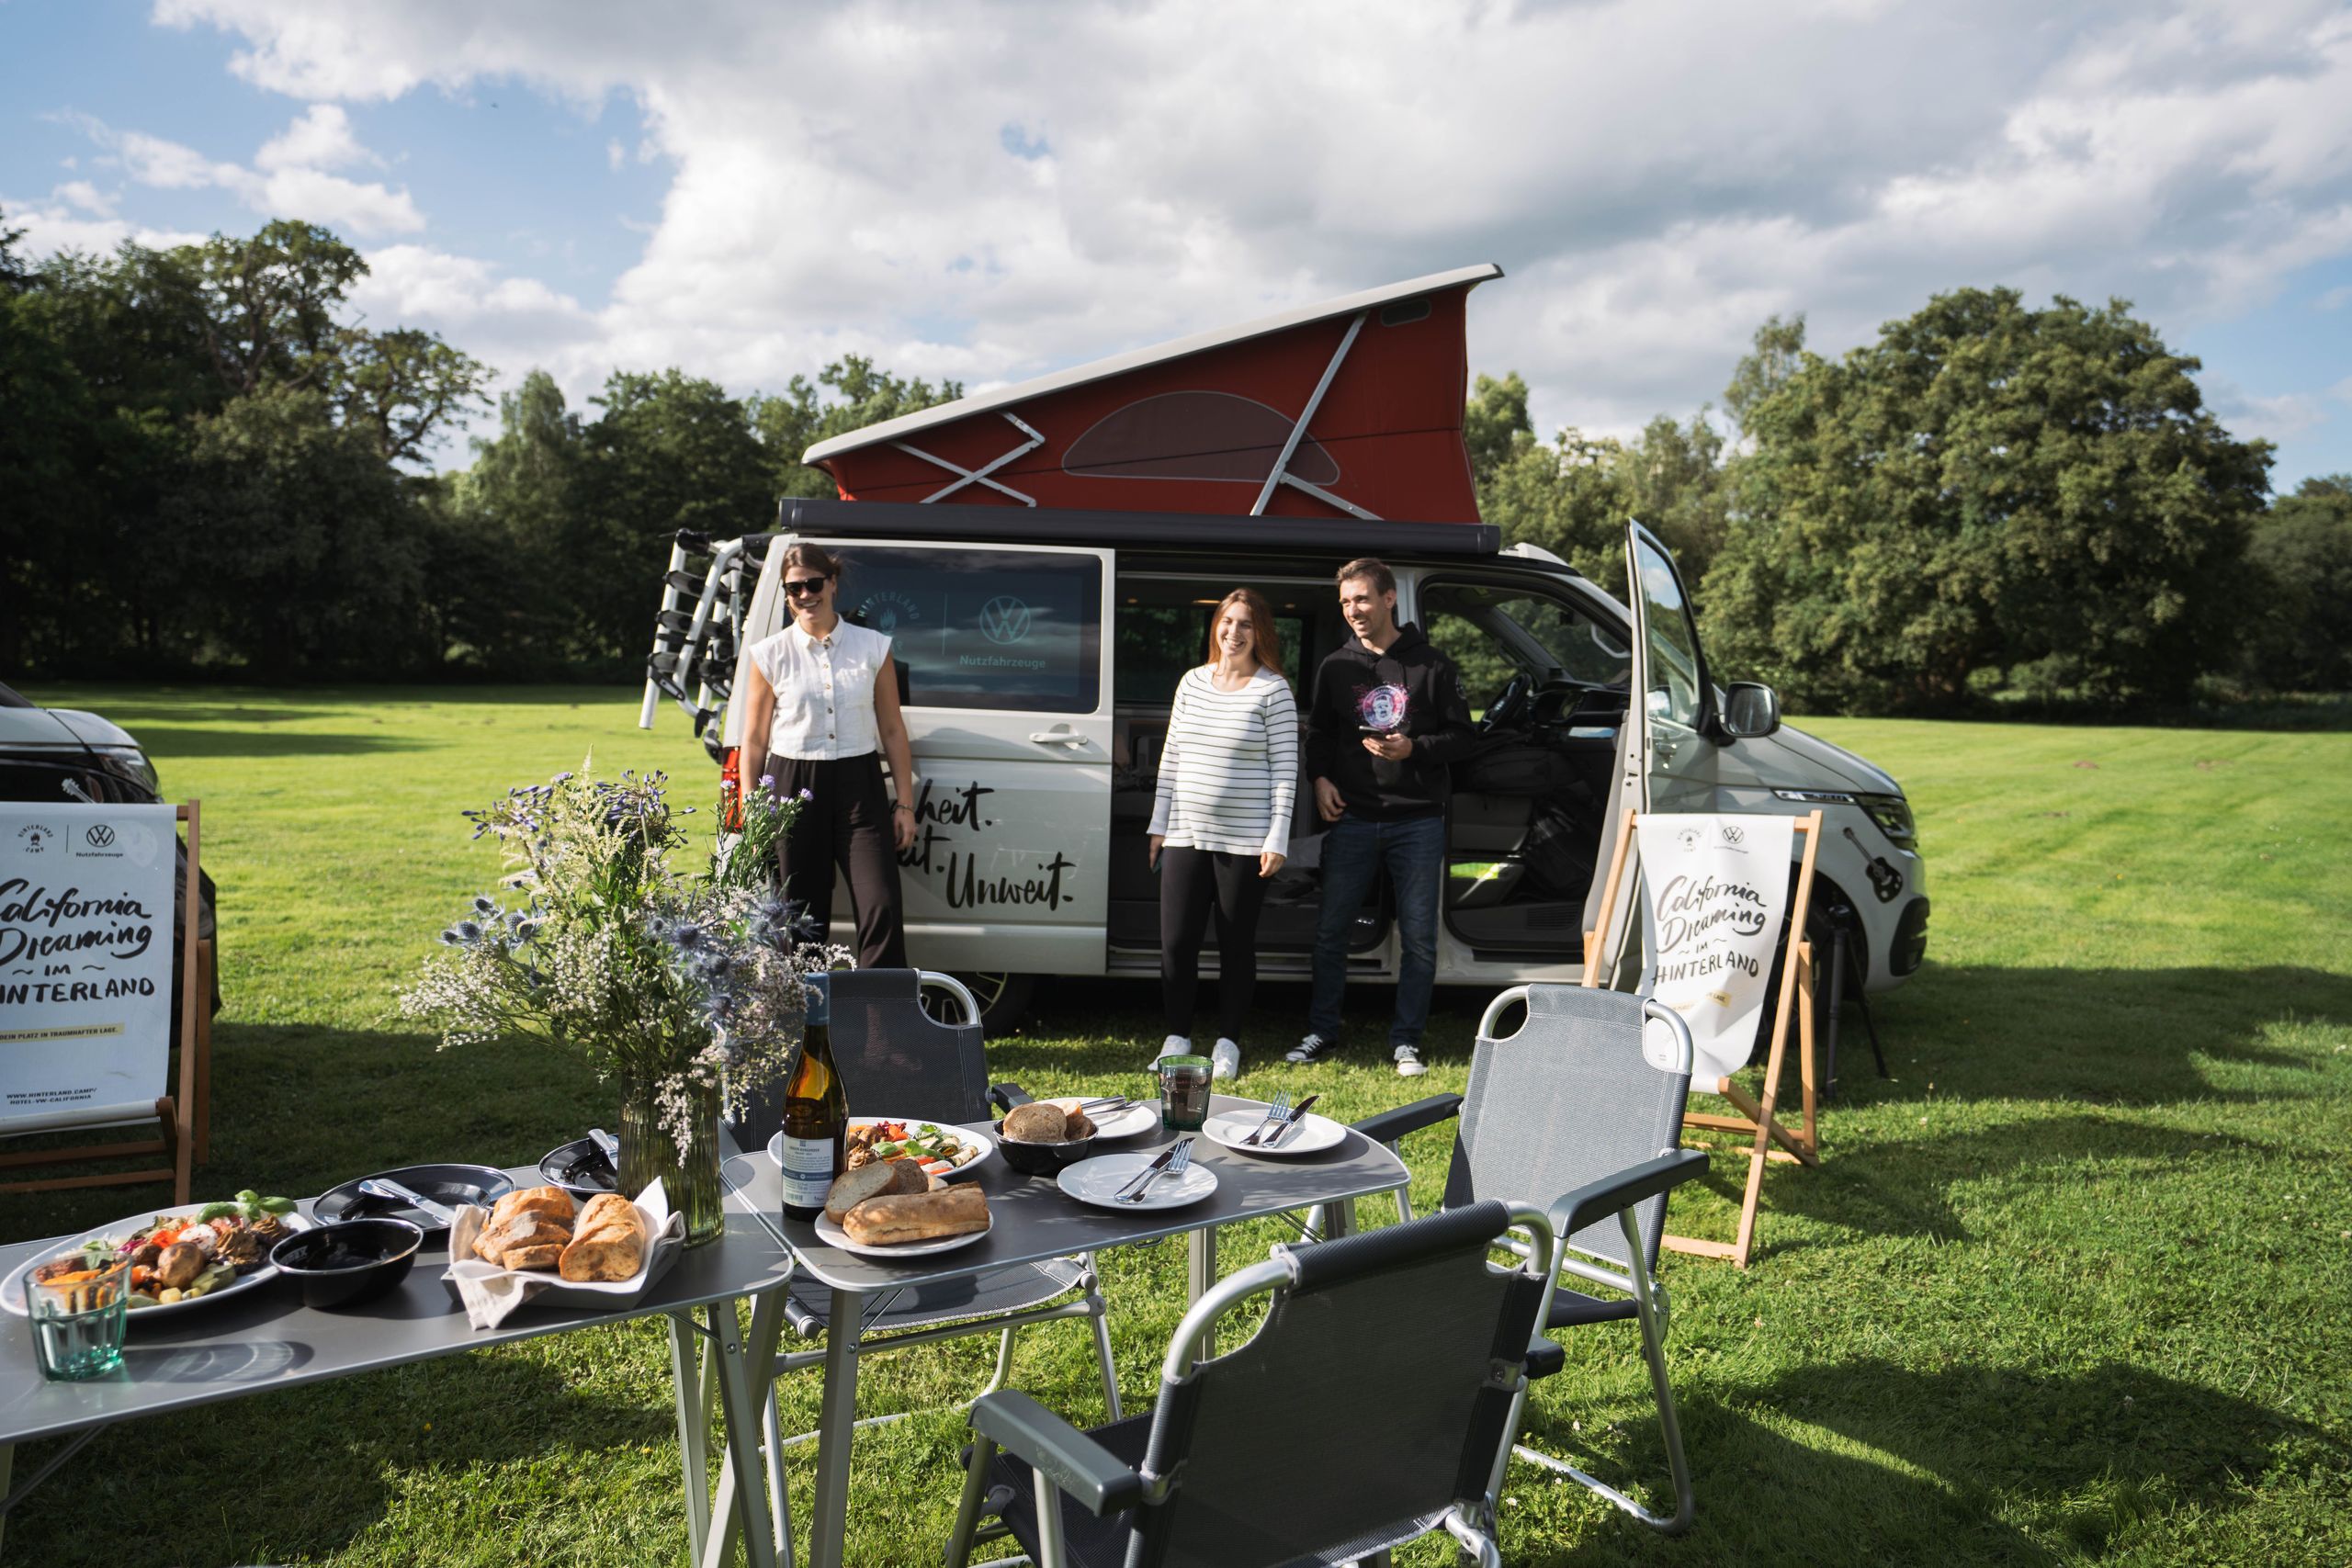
[839,1185,989,1247]
[489,1186,576,1230]
[823,1158,927,1223]
[475,1212,571,1269]
[1001,1102,1067,1143]
[558,1192,648,1282]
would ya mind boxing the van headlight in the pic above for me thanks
[1770,787,1917,847]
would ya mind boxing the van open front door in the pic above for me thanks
[1590,520,1718,981]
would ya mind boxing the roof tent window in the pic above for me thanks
[1062,391,1340,485]
[841,547,1101,713]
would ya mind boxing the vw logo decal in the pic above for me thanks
[86,824,117,848]
[979,595,1033,645]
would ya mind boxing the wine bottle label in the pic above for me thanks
[777,1134,835,1210]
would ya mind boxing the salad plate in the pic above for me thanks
[6,1196,316,1321]
[767,1116,996,1182]
[1202,1108,1347,1158]
[1057,1152,1218,1213]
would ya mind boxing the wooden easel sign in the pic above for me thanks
[1587,807,1823,1268]
[0,800,205,1202]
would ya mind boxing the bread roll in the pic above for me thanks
[824,1159,920,1223]
[1001,1102,1066,1143]
[475,1213,571,1268]
[559,1192,648,1282]
[839,1185,989,1247]
[489,1186,575,1230]
[503,1242,568,1271]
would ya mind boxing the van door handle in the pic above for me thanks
[1028,729,1088,748]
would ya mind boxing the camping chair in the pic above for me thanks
[1347,982,1707,1533]
[945,1200,1562,1568]
[722,969,1122,1545]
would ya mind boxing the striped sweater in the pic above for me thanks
[1147,665,1301,857]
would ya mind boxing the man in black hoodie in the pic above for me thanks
[1288,558,1476,1076]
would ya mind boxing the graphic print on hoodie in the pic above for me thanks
[1304,623,1477,820]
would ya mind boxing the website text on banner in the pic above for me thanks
[1634,812,1794,1086]
[0,803,177,1127]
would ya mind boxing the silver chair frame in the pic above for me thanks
[1474,984,1697,1533]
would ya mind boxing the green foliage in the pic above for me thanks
[1475,406,1728,586]
[1702,290,2272,713]
[752,355,963,500]
[2238,475,2352,693]
[1477,423,1631,581]
[1463,370,1532,487]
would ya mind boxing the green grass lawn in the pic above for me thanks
[5,685,2349,1566]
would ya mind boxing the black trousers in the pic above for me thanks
[1159,845,1269,1043]
[767,751,908,970]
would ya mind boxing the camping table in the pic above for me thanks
[0,1164,794,1566]
[720,1093,1413,1568]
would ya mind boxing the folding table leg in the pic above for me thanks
[704,1293,790,1568]
[1186,1225,1217,1362]
[668,1312,711,1561]
[805,1287,863,1568]
[711,1297,783,1568]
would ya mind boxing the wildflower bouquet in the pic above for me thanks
[399,765,835,1246]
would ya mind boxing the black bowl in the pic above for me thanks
[270,1219,424,1310]
[994,1128,1097,1177]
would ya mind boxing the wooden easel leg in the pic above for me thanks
[193,938,214,1164]
[1731,1010,1793,1269]
[1797,941,1819,1161]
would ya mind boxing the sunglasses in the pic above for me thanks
[784,575,832,598]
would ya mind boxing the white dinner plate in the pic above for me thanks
[4,1203,317,1321]
[1046,1099,1159,1140]
[1202,1108,1347,1158]
[812,1210,993,1259]
[1057,1150,1219,1212]
[766,1115,997,1182]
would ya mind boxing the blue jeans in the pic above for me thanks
[1309,811,1443,1050]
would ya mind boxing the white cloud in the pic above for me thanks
[255,103,377,172]
[84,0,2352,475]
[61,106,424,237]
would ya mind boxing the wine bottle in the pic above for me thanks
[777,972,847,1224]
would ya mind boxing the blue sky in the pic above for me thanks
[5,1,2348,491]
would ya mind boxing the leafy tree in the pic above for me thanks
[567,369,772,669]
[338,327,492,467]
[1477,425,1632,582]
[1464,371,1533,488]
[1723,312,1806,437]
[752,355,963,500]
[436,369,582,671]
[1619,410,1729,581]
[1702,288,2271,711]
[2239,475,2352,692]
[196,220,366,397]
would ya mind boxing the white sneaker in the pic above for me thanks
[1210,1039,1241,1080]
[1394,1045,1428,1077]
[1156,1034,1192,1062]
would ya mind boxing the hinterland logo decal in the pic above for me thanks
[1676,826,1702,852]
[15,822,57,854]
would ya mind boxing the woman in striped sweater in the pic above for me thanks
[1147,587,1300,1079]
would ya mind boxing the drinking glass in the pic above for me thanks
[28,1251,131,1382]
[1155,1055,1214,1131]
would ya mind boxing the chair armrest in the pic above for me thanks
[1351,1093,1463,1146]
[1524,1337,1567,1380]
[988,1082,1034,1112]
[968,1391,1145,1517]
[1549,1149,1710,1238]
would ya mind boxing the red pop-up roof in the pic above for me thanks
[804,264,1501,523]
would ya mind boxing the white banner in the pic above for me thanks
[0,803,178,1127]
[1636,812,1794,1085]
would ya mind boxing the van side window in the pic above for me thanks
[1419,581,1631,713]
[837,547,1101,713]
[1114,580,1310,706]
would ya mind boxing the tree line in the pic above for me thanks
[6,213,2346,710]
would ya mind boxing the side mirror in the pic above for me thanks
[1718,682,1781,740]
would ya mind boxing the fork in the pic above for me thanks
[1239,1091,1293,1146]
[1119,1139,1192,1203]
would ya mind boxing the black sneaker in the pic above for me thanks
[1284,1032,1339,1065]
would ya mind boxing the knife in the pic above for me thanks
[1263,1094,1320,1148]
[1112,1141,1183,1198]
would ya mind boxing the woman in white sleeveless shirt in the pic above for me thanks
[739,542,917,966]
[1147,588,1299,1079]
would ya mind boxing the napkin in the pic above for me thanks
[446,1179,678,1329]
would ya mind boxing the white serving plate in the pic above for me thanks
[813,1210,993,1259]
[767,1116,997,1182]
[1202,1107,1347,1158]
[5,1203,317,1321]
[1057,1151,1218,1213]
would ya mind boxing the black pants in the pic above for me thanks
[1159,845,1268,1043]
[767,752,907,969]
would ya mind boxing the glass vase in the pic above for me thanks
[618,1076,726,1249]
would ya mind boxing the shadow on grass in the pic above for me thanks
[111,724,432,759]
[1836,964,2352,1109]
[1520,1359,2342,1564]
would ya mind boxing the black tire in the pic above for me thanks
[1747,881,1847,1068]
[926,971,1034,1035]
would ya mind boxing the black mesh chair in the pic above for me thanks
[945,1200,1562,1568]
[723,969,1121,1547]
[1348,983,1707,1533]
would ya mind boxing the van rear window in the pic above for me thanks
[838,547,1102,713]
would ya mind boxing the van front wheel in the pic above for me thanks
[928,971,1034,1035]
